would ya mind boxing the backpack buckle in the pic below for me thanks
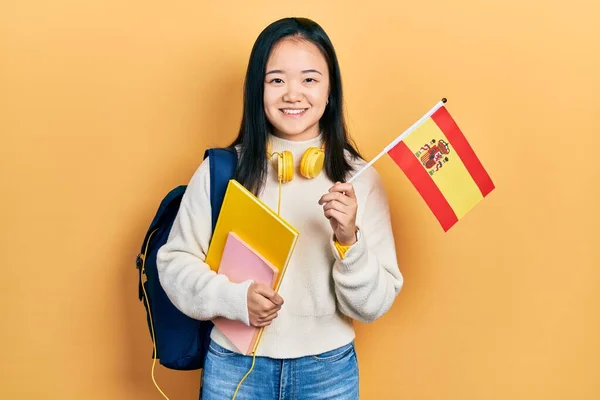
[136,253,144,270]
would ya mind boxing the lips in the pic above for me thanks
[280,108,307,116]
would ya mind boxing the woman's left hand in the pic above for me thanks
[318,182,358,246]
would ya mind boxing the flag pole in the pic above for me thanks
[347,98,447,184]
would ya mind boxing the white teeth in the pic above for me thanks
[282,109,305,115]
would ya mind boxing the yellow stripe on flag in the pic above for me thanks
[403,118,483,219]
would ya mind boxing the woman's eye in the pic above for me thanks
[305,78,317,83]
[270,78,283,84]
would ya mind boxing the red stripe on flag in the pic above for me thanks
[388,141,458,231]
[431,107,495,197]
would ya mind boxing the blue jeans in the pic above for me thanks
[201,340,359,400]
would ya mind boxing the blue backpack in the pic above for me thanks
[136,147,238,370]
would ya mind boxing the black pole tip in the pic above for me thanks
[442,97,447,103]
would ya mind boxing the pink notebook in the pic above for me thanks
[213,232,279,355]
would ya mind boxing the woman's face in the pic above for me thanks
[263,37,330,141]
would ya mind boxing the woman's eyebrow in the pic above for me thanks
[302,69,323,75]
[265,69,323,75]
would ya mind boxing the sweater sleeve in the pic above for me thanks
[330,169,403,323]
[156,158,252,325]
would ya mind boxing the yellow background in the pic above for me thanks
[1,1,598,399]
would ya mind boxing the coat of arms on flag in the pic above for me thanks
[415,139,451,175]
[349,98,494,232]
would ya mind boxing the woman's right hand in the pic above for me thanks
[247,282,284,327]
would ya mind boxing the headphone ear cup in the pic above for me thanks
[278,151,295,183]
[300,147,325,179]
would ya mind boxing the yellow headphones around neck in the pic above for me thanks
[267,143,325,184]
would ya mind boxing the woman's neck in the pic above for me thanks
[272,125,321,142]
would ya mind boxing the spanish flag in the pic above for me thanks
[350,99,494,232]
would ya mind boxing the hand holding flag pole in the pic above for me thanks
[347,97,494,232]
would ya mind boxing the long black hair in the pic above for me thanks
[229,17,362,195]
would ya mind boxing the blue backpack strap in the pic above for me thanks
[204,147,238,232]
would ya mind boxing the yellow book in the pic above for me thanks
[205,179,299,293]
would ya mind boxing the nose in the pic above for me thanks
[282,81,303,103]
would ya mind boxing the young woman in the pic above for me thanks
[157,17,403,400]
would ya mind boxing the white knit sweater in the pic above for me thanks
[157,133,403,358]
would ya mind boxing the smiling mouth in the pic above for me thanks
[280,108,308,116]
